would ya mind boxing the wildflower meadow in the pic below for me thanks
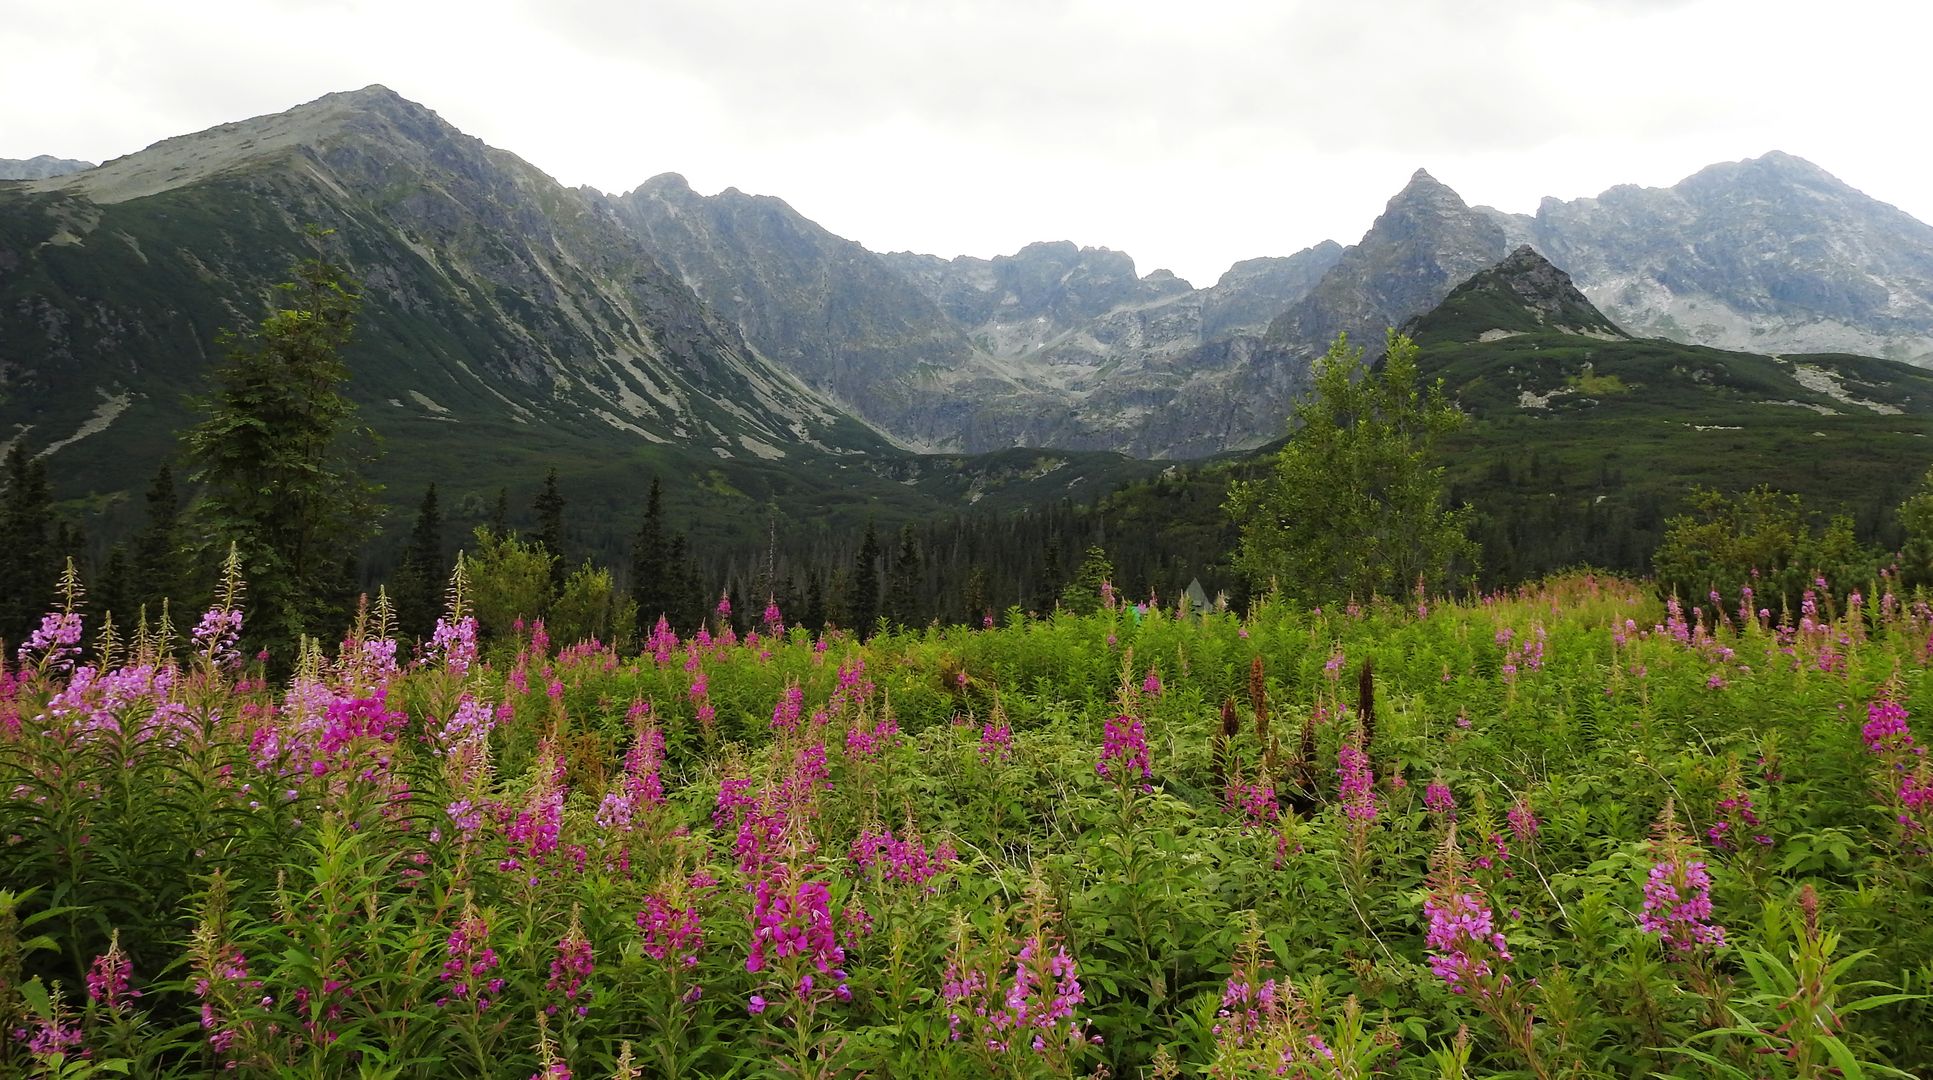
[4,557,1933,1078]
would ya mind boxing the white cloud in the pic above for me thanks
[3,0,1928,283]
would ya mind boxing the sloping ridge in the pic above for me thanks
[1403,245,1628,345]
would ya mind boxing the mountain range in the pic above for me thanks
[5,85,1933,526]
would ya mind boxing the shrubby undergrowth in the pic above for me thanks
[3,563,1932,1077]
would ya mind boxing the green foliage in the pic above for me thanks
[0,442,59,642]
[1227,331,1477,603]
[1059,546,1115,616]
[1898,467,1933,592]
[180,248,380,655]
[852,520,882,639]
[1653,485,1878,618]
[463,526,554,640]
[391,482,444,641]
[8,570,1933,1076]
[549,561,638,652]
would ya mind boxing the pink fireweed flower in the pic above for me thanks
[1141,668,1163,696]
[546,923,596,1018]
[1425,781,1457,819]
[942,932,1089,1055]
[86,931,137,1009]
[1335,736,1377,822]
[17,1013,84,1059]
[437,911,504,1011]
[1864,696,1918,757]
[191,606,244,670]
[1640,803,1726,957]
[1096,715,1151,787]
[850,827,955,891]
[1423,834,1513,1001]
[1323,647,1345,680]
[771,683,804,732]
[429,615,478,677]
[845,715,899,759]
[745,871,850,1002]
[501,754,566,874]
[638,894,703,968]
[437,694,496,753]
[1506,796,1539,846]
[716,591,732,619]
[979,719,1015,764]
[19,610,83,671]
[1640,859,1725,955]
[762,599,784,635]
[1224,781,1277,828]
[1213,972,1280,1046]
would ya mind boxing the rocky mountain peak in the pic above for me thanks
[0,155,94,181]
[1266,170,1507,352]
[1405,246,1627,343]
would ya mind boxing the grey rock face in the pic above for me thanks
[0,155,93,181]
[1268,169,1509,353]
[0,85,871,465]
[1500,153,1933,364]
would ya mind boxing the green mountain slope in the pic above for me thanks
[0,87,1161,566]
[1086,249,1933,595]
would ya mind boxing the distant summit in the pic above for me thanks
[1404,246,1627,345]
[0,155,93,181]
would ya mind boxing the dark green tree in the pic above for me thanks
[630,475,672,630]
[886,524,922,628]
[1060,545,1115,616]
[0,443,58,640]
[1655,486,1876,621]
[533,468,567,588]
[1034,534,1065,614]
[852,520,882,638]
[488,488,510,540]
[181,248,381,655]
[131,463,191,615]
[1225,331,1476,605]
[392,483,445,639]
[97,544,135,627]
[1899,466,1933,592]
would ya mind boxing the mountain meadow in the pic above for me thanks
[8,84,1933,1079]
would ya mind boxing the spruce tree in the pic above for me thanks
[489,488,510,540]
[852,520,882,639]
[0,443,57,640]
[533,468,566,588]
[394,482,445,639]
[630,475,670,629]
[1060,546,1115,616]
[887,524,922,628]
[131,462,191,614]
[181,248,380,656]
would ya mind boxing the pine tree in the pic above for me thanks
[393,483,445,639]
[1034,534,1065,614]
[803,568,826,633]
[489,488,510,540]
[630,475,671,629]
[98,544,135,625]
[181,246,381,656]
[1060,545,1115,615]
[131,462,191,614]
[887,524,922,628]
[533,468,567,588]
[0,443,57,640]
[852,520,882,639]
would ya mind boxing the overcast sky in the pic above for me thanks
[5,0,1926,285]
